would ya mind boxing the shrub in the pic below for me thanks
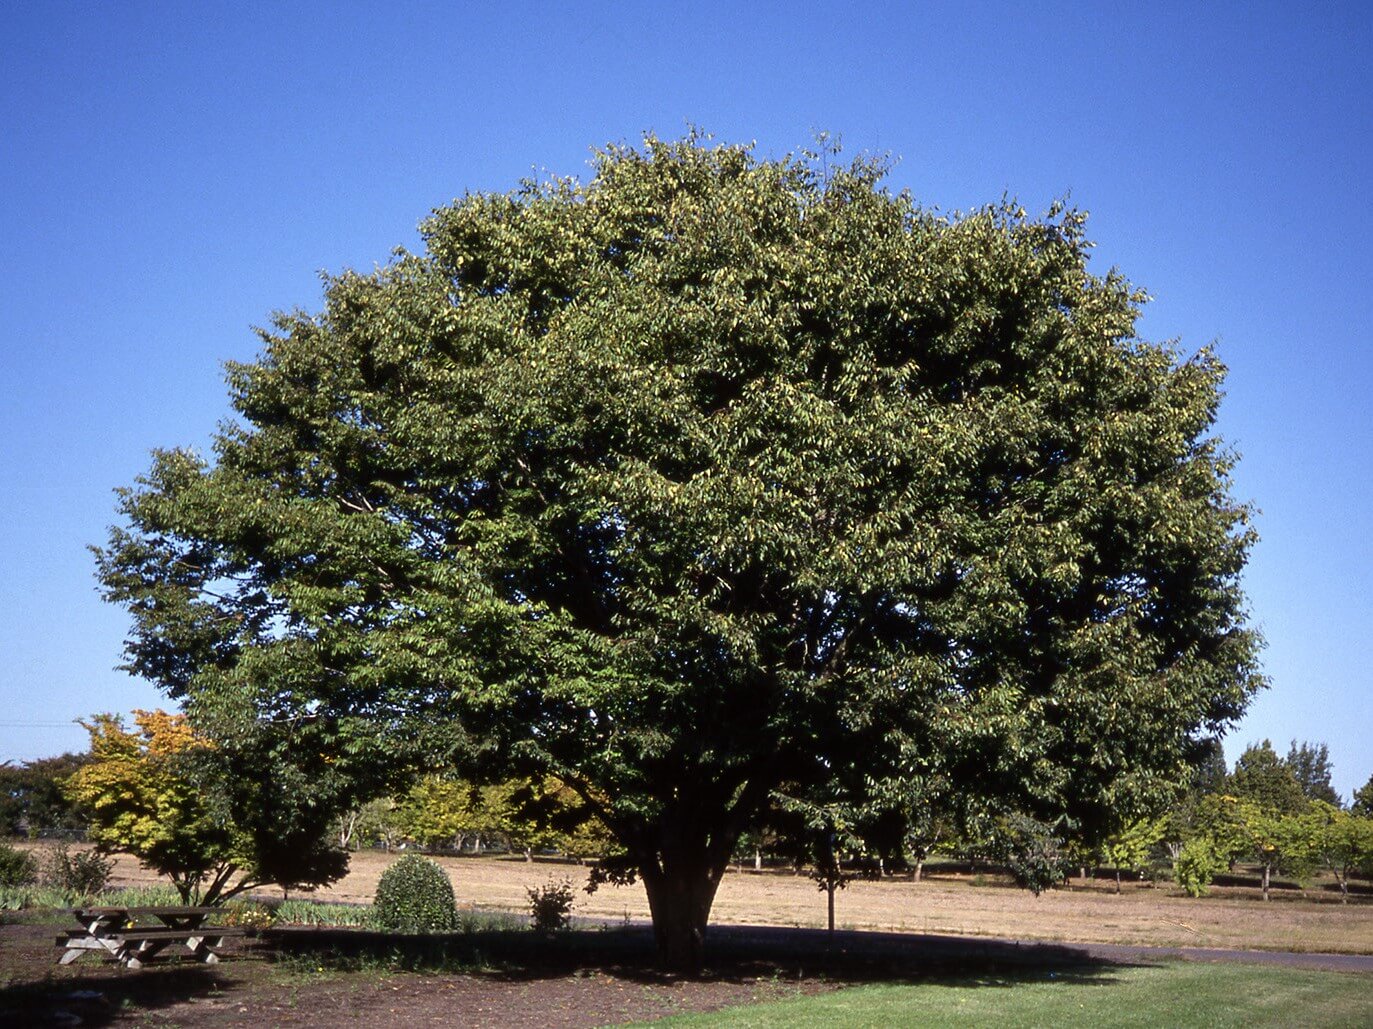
[0,841,37,887]
[1176,836,1225,897]
[40,842,113,896]
[374,855,457,933]
[526,876,575,934]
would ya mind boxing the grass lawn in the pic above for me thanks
[644,962,1373,1028]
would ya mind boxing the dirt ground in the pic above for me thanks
[4,912,1369,1027]
[0,921,840,1027]
[79,845,1373,955]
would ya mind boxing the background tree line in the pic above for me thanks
[6,721,1372,908]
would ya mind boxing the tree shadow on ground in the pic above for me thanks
[0,923,1140,1027]
[262,922,1141,990]
[0,964,235,1028]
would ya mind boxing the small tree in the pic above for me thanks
[903,800,953,883]
[805,814,863,936]
[1174,835,1226,897]
[336,797,404,851]
[1159,743,1228,877]
[997,813,1069,896]
[1310,803,1373,903]
[1217,796,1318,901]
[487,776,614,861]
[1099,817,1165,893]
[397,775,494,852]
[63,711,346,904]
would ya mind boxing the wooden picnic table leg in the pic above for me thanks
[123,937,175,969]
[58,938,107,964]
[159,915,228,963]
[93,915,131,965]
[63,926,128,965]
[183,934,224,963]
[58,929,132,967]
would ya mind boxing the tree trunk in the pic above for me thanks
[912,857,923,883]
[641,863,724,974]
[754,848,762,872]
[1261,862,1271,901]
[1115,869,1122,894]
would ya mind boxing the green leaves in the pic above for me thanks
[373,854,457,933]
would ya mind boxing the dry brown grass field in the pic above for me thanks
[42,843,1371,955]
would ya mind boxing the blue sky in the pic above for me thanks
[2,2,1369,797]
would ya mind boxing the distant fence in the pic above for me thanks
[7,827,88,843]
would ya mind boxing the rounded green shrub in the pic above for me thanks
[373,854,457,933]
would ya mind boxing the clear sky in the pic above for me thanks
[2,2,1369,797]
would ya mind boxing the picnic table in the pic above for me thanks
[56,905,246,969]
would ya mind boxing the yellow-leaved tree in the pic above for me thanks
[65,710,346,904]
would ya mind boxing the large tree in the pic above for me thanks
[96,135,1262,969]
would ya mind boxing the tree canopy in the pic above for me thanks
[96,134,1263,969]
[1285,740,1341,806]
[1353,776,1373,818]
[0,752,92,837]
[1230,740,1308,816]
